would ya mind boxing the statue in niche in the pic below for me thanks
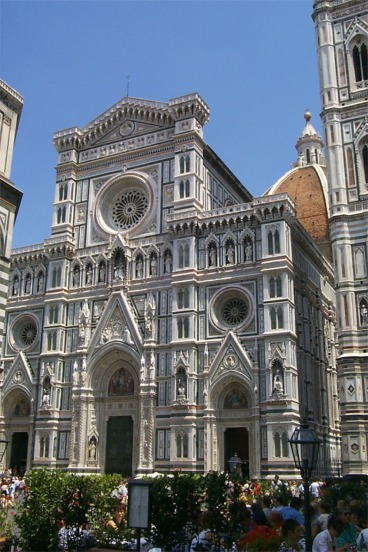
[37,272,44,292]
[244,241,253,261]
[88,436,97,460]
[360,301,368,325]
[41,377,51,407]
[86,265,93,285]
[272,370,284,396]
[136,258,143,278]
[177,379,186,397]
[209,245,217,267]
[150,255,157,276]
[72,266,80,287]
[226,243,235,264]
[164,253,172,273]
[12,277,19,296]
[25,274,31,294]
[112,319,123,339]
[98,263,106,283]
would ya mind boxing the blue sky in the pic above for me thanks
[1,0,322,248]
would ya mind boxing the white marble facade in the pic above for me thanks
[1,93,340,478]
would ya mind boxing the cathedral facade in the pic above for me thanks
[1,92,341,479]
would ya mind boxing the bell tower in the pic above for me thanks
[313,0,368,475]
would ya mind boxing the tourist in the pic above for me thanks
[312,514,344,552]
[279,519,304,551]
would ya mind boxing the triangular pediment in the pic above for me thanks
[2,351,34,398]
[53,93,210,152]
[346,18,368,43]
[209,332,254,386]
[89,291,142,358]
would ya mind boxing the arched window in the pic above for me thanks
[176,432,188,458]
[306,149,311,164]
[52,266,61,287]
[268,231,274,255]
[40,437,45,457]
[276,276,282,297]
[270,277,275,298]
[353,41,368,82]
[274,431,289,458]
[270,307,284,329]
[179,180,185,198]
[363,144,368,184]
[274,229,280,253]
[179,243,190,268]
[185,179,190,197]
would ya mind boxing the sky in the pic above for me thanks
[1,0,322,248]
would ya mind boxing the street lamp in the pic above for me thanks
[289,422,320,552]
[228,453,242,476]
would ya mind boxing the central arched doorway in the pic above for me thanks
[105,416,133,476]
[224,427,249,479]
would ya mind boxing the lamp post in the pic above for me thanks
[289,422,320,552]
[228,453,242,477]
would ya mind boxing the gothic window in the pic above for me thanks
[270,307,284,329]
[179,179,190,198]
[363,144,368,185]
[179,154,190,174]
[57,206,66,224]
[178,287,189,309]
[274,430,288,458]
[269,276,282,298]
[176,432,188,458]
[306,148,311,164]
[354,247,366,278]
[47,331,57,351]
[57,431,70,459]
[268,229,280,255]
[347,147,355,187]
[40,437,45,457]
[59,183,68,201]
[52,266,61,287]
[177,317,189,338]
[352,41,368,83]
[49,305,59,324]
[178,242,189,268]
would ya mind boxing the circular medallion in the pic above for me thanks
[112,189,149,230]
[10,314,39,351]
[209,286,254,332]
[119,121,135,137]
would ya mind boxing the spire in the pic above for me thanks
[293,111,325,167]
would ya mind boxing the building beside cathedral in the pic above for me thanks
[0,91,340,478]
[312,0,368,475]
[1,0,367,478]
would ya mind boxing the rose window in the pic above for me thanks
[20,322,37,346]
[112,189,148,230]
[221,298,248,326]
[209,286,254,332]
[10,314,39,351]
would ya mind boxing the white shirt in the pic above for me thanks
[312,529,335,552]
